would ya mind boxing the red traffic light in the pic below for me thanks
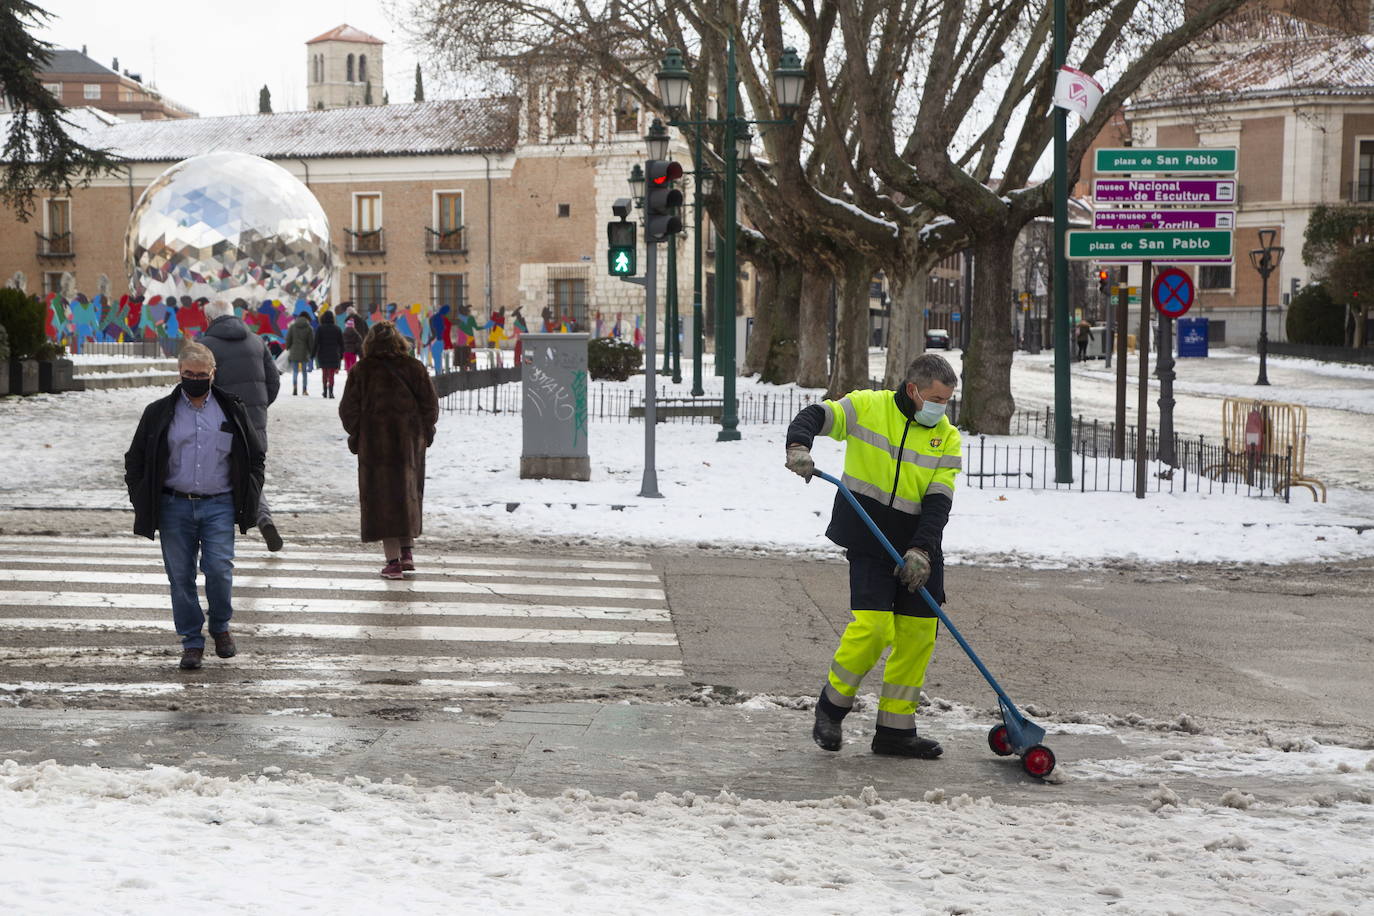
[1097,270,1108,281]
[648,160,683,186]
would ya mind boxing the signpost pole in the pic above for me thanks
[1051,0,1073,484]
[1114,265,1128,458]
[639,240,663,498]
[1158,315,1176,467]
[1135,260,1153,498]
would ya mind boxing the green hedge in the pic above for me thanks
[0,289,45,360]
[588,336,643,381]
[1285,283,1345,346]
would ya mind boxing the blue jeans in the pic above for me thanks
[158,492,236,649]
[292,361,308,389]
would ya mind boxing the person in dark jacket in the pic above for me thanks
[199,298,284,550]
[338,321,439,579]
[284,311,315,395]
[342,317,363,372]
[314,310,345,398]
[124,342,265,671]
[785,353,961,760]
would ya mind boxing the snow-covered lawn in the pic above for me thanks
[3,349,1373,566]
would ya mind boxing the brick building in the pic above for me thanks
[0,79,702,335]
[9,47,196,121]
[1079,8,1374,345]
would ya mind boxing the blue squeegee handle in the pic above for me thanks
[812,469,1025,718]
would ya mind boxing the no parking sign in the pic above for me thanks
[1152,268,1195,319]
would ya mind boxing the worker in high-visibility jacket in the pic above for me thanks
[785,353,961,758]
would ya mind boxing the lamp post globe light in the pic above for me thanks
[1249,227,1284,386]
[628,164,645,209]
[655,44,805,441]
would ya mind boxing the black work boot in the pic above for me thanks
[179,647,204,670]
[871,726,943,759]
[812,691,848,752]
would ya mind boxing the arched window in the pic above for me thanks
[346,54,355,82]
[359,55,367,83]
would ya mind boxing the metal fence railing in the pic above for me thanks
[441,382,826,425]
[965,434,1293,500]
[441,378,1295,500]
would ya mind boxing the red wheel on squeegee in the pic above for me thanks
[1022,745,1056,778]
[987,724,1014,756]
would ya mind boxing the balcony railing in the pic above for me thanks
[36,231,74,258]
[1343,181,1374,205]
[426,226,467,255]
[345,228,385,256]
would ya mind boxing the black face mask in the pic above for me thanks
[181,377,211,398]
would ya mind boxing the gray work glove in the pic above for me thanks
[897,548,931,592]
[785,444,814,481]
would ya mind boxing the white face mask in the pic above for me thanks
[914,400,946,426]
[907,384,946,426]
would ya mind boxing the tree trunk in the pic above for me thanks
[742,256,777,377]
[882,262,933,388]
[763,261,801,384]
[796,267,830,388]
[827,255,874,397]
[959,229,1017,434]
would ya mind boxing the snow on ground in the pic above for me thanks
[2,736,1372,915]
[3,352,1373,566]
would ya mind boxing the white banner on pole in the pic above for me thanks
[1053,66,1104,121]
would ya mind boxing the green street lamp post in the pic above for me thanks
[657,43,805,442]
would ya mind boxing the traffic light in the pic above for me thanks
[644,159,684,242]
[607,218,637,276]
[1097,270,1109,294]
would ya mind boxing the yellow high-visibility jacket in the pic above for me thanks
[788,386,961,559]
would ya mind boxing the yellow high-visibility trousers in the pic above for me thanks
[822,610,937,731]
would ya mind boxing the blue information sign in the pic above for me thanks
[1177,317,1209,357]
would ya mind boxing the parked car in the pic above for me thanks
[925,328,952,349]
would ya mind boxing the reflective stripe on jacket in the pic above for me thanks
[820,389,961,512]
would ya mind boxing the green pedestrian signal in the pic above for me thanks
[607,218,637,276]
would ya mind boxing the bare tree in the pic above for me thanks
[406,0,1325,425]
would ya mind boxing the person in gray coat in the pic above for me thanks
[199,298,284,551]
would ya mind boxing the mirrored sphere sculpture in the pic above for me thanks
[125,151,335,303]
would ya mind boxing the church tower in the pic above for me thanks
[306,24,385,110]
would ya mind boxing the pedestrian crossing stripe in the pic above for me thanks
[0,591,670,622]
[0,537,653,571]
[0,618,679,646]
[0,647,682,677]
[4,555,661,585]
[0,569,666,602]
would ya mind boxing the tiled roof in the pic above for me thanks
[1136,34,1374,107]
[43,49,118,77]
[70,98,519,161]
[306,24,385,45]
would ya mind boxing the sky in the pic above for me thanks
[32,0,431,117]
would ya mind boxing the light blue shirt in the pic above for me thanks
[164,390,232,495]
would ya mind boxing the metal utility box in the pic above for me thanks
[519,332,591,480]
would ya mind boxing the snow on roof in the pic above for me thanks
[1137,32,1374,108]
[41,99,519,162]
[307,24,385,45]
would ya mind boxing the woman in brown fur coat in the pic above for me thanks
[338,321,440,578]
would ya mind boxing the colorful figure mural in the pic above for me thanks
[36,293,584,371]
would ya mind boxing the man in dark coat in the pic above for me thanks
[338,321,439,579]
[124,342,265,670]
[199,298,284,550]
